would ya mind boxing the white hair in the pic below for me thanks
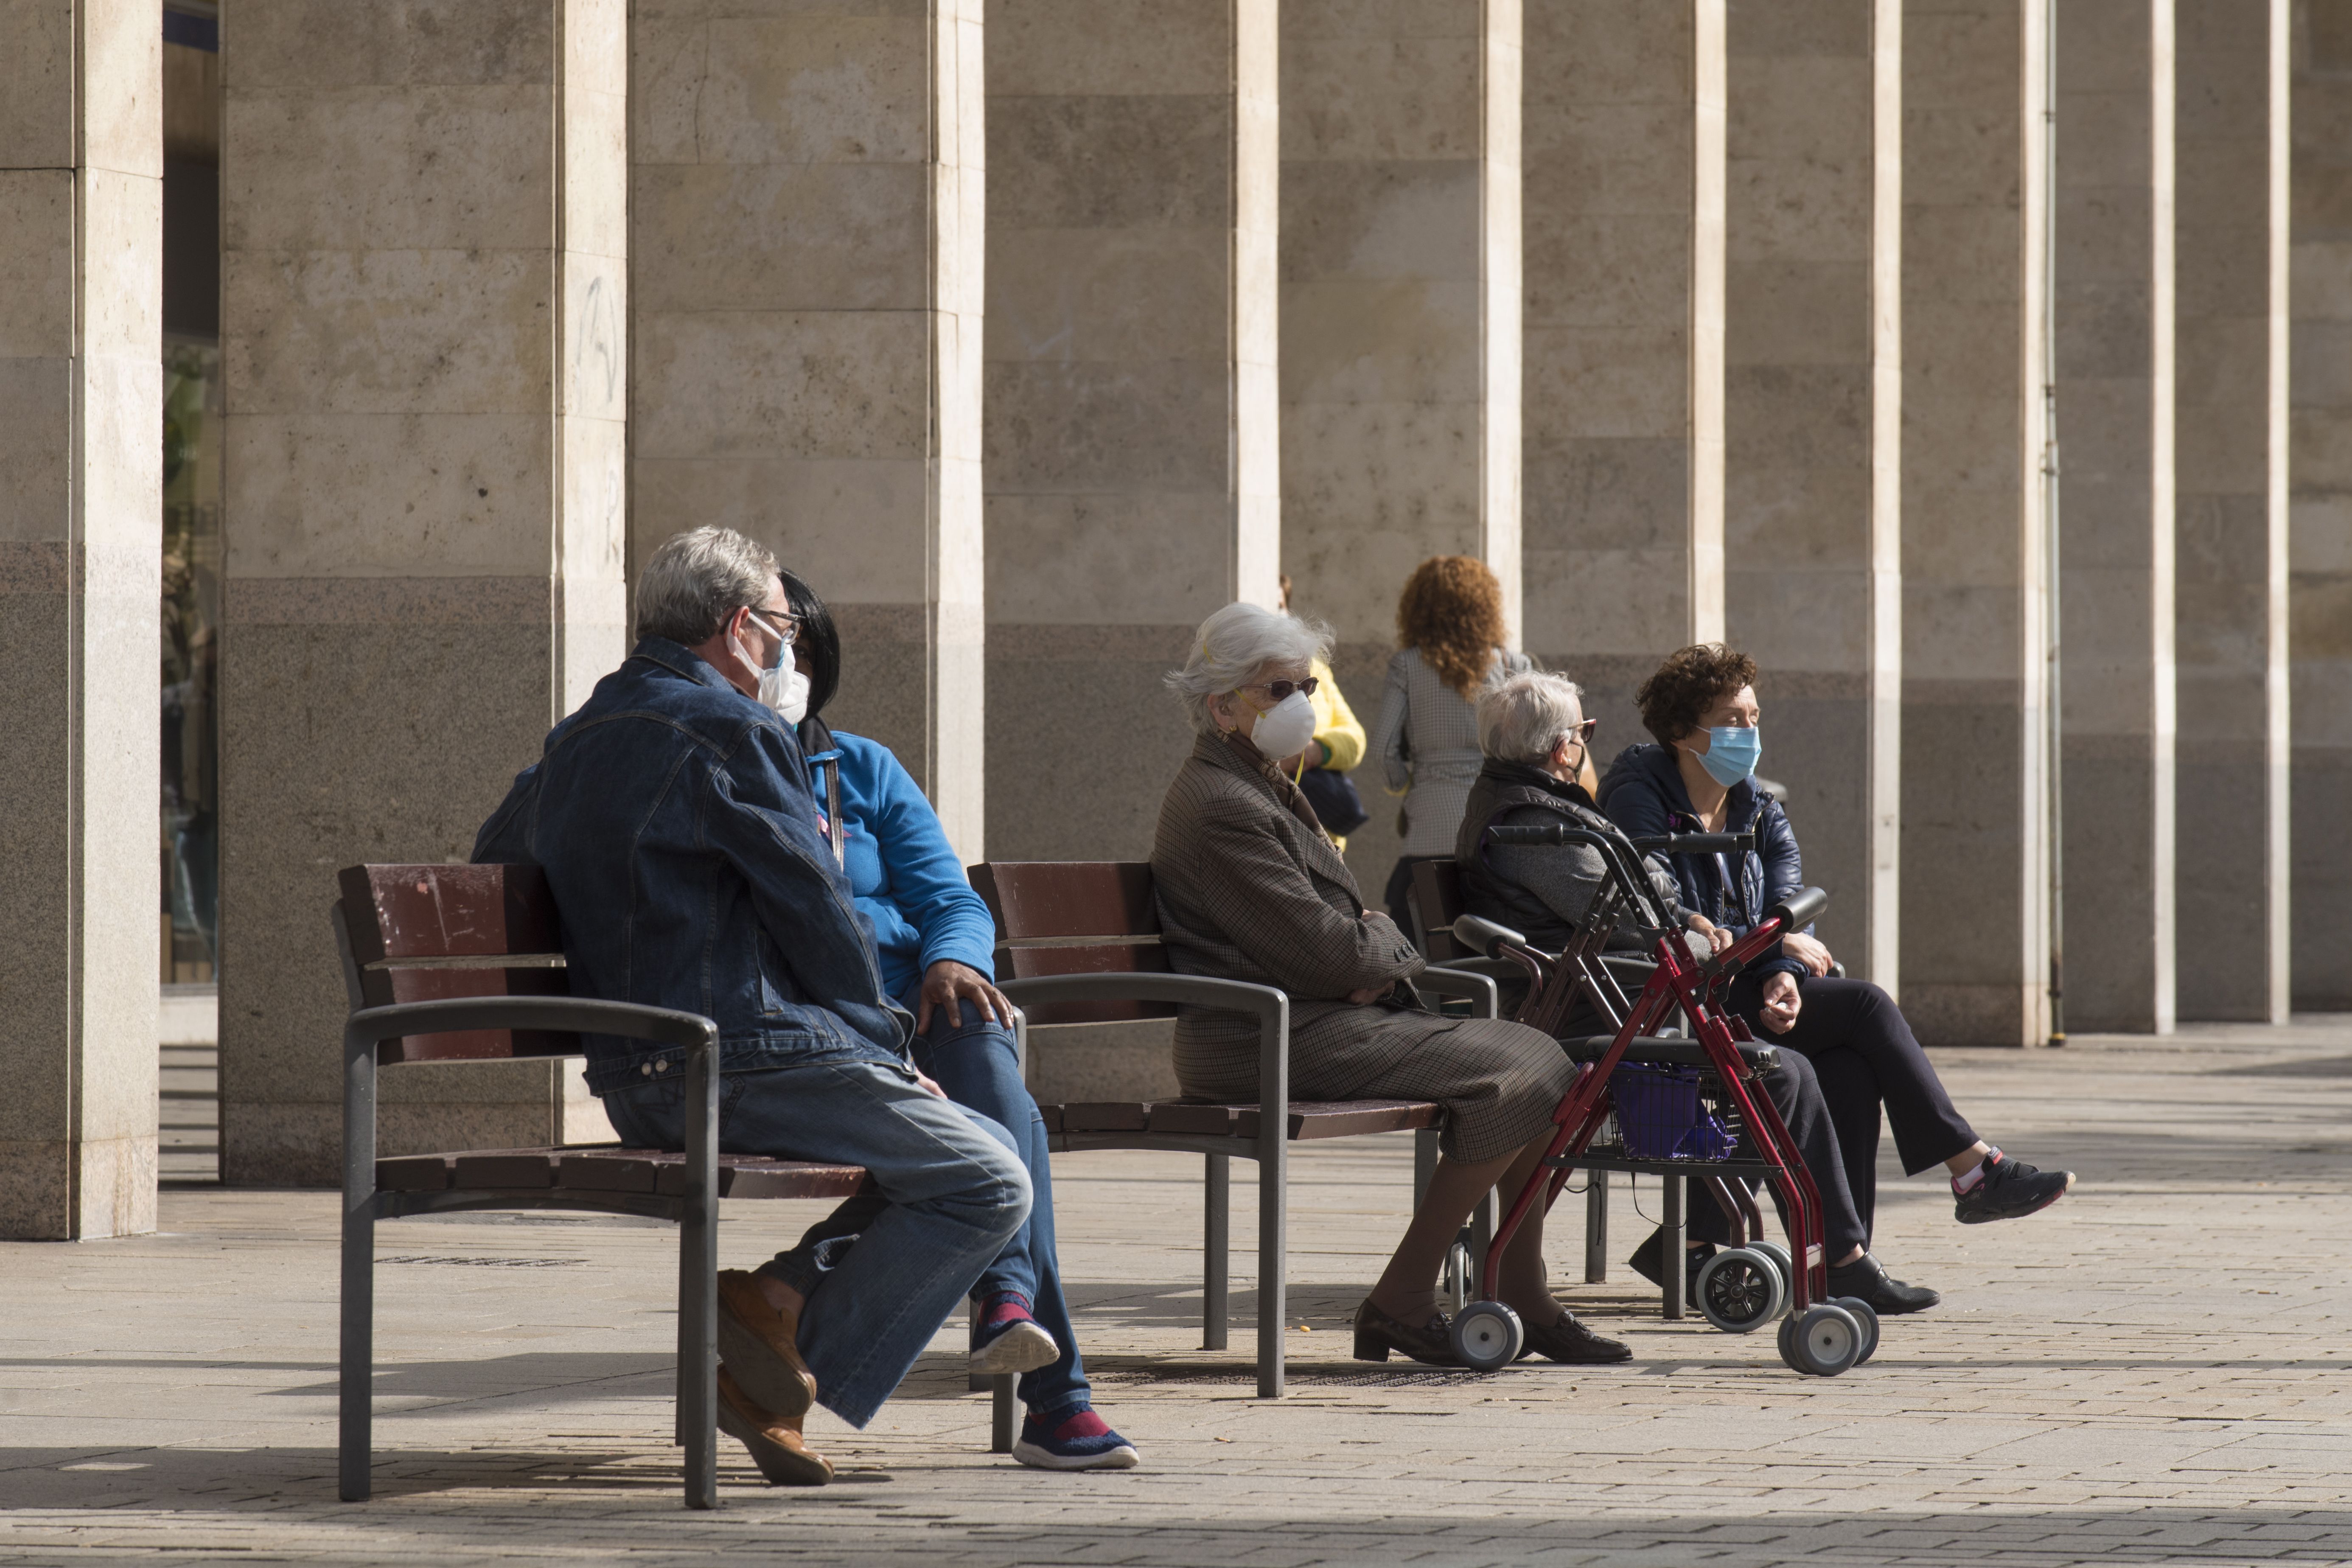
[1166,602,1333,734]
[1478,670,1585,765]
[636,526,779,645]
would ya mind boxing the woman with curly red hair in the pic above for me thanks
[1367,556,1530,928]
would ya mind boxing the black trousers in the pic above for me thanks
[1684,1047,1870,1259]
[1726,973,1979,1246]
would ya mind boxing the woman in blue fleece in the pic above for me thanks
[780,569,1135,1473]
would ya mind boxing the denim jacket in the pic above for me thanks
[1594,743,1809,981]
[472,638,912,1093]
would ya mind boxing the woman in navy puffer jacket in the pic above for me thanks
[1597,644,2076,1314]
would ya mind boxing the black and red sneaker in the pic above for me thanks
[1953,1150,2074,1225]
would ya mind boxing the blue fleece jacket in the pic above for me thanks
[1594,742,1809,980]
[806,729,998,1000]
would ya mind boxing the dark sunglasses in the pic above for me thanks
[1239,676,1320,702]
[1563,718,1599,744]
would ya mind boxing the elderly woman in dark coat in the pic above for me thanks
[1151,602,1628,1368]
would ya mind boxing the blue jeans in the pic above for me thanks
[600,1057,1031,1430]
[914,997,1091,1419]
[764,997,1093,1419]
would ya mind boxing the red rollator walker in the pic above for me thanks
[1442,822,1881,1377]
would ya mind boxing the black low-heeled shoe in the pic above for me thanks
[1352,1298,1461,1366]
[1519,1310,1633,1365]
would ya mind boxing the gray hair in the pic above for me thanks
[1166,602,1333,734]
[636,526,779,645]
[1478,670,1585,765]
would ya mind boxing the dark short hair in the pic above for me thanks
[779,568,840,719]
[1636,644,1758,746]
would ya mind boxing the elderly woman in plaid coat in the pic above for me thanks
[1151,602,1630,1369]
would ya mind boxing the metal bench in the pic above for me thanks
[332,863,870,1511]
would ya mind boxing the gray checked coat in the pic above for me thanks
[1151,730,1437,1096]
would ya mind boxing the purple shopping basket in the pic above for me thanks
[1610,1065,1702,1159]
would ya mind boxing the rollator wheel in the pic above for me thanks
[1449,1301,1524,1372]
[1694,1247,1786,1335]
[1780,1304,1864,1376]
[1831,1296,1880,1365]
[1749,1240,1794,1306]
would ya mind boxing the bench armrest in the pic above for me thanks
[1416,966,1499,1019]
[996,972,1291,1160]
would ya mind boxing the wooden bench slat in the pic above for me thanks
[1057,1102,1154,1132]
[1239,1100,1443,1141]
[377,1154,454,1192]
[1147,1102,1239,1137]
[380,1147,870,1203]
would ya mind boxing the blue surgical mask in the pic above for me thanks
[1693,725,1760,788]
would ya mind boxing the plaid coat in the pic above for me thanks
[1150,730,1455,1100]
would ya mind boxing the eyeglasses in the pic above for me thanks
[1562,719,1599,745]
[1237,676,1319,703]
[743,607,801,648]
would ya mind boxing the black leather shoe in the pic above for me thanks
[1520,1310,1633,1364]
[1628,1226,1713,1292]
[1825,1252,1940,1315]
[1352,1298,1461,1366]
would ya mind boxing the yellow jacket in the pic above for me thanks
[1307,656,1365,773]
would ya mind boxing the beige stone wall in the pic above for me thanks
[1278,0,1520,893]
[2054,0,2177,1035]
[1522,0,1726,752]
[2175,0,2289,1022]
[218,1,628,1184]
[1723,0,1901,980]
[1897,0,2052,1046]
[2290,0,2352,1009]
[630,0,986,853]
[983,0,1280,863]
[0,0,163,1237]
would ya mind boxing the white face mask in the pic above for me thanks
[737,610,810,725]
[1241,689,1318,762]
[764,662,812,726]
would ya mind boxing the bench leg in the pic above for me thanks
[991,1374,1017,1452]
[678,1044,720,1509]
[338,1033,376,1504]
[1256,1142,1285,1399]
[1413,1127,1439,1207]
[1203,1153,1229,1351]
[1662,1174,1686,1320]
[1584,1169,1609,1283]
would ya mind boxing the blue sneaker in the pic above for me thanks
[970,1293,1060,1377]
[1011,1406,1139,1471]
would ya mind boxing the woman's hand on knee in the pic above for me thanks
[1781,931,1834,976]
[917,959,1017,1035]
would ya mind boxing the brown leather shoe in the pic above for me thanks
[715,1366,833,1486]
[715,1270,817,1418]
[1352,1298,1462,1367]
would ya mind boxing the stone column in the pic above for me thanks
[2055,0,2176,1034]
[0,0,161,1237]
[1523,0,1726,743]
[1277,0,1519,886]
[218,1,628,1182]
[1723,0,1901,982]
[2175,0,2289,1022]
[984,0,1280,860]
[2290,0,2352,1011]
[1897,0,2052,1046]
[631,0,986,852]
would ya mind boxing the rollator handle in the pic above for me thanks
[1487,823,1573,846]
[1767,886,1829,931]
[1451,913,1528,959]
[1630,831,1755,856]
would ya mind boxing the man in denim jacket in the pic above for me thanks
[473,526,1030,1486]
